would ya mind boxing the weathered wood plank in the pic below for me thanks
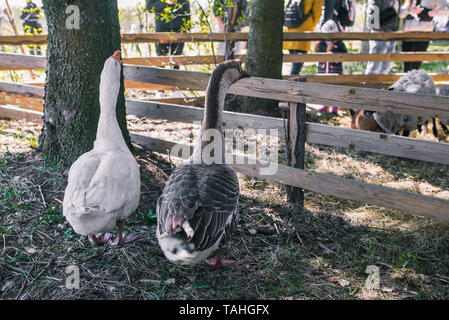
[125,99,283,133]
[123,65,210,90]
[130,134,449,222]
[3,32,449,45]
[0,105,43,123]
[126,99,449,165]
[122,65,449,117]
[306,123,449,166]
[282,31,449,41]
[124,56,226,67]
[124,80,178,91]
[229,77,449,118]
[123,52,449,66]
[286,102,306,205]
[284,73,449,84]
[234,160,449,222]
[284,52,449,63]
[0,35,48,45]
[0,81,45,98]
[0,93,44,111]
[148,96,205,106]
[4,52,449,71]
[0,53,46,69]
[2,96,448,166]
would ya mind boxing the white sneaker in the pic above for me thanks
[172,90,184,98]
[154,91,164,99]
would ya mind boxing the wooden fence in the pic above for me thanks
[2,31,449,88]
[2,31,449,45]
[1,32,449,222]
[2,64,449,221]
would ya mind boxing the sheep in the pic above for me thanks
[372,70,436,137]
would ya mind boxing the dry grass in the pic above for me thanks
[1,114,449,300]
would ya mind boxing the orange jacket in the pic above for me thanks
[283,0,323,52]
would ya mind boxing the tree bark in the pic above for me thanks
[241,0,284,117]
[39,0,131,168]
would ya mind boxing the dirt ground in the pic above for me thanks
[1,112,449,300]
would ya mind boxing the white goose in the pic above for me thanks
[63,51,140,247]
[156,60,249,267]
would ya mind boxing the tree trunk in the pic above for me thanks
[240,0,284,117]
[39,0,130,168]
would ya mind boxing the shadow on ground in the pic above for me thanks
[1,147,449,300]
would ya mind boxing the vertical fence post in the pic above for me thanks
[286,80,306,208]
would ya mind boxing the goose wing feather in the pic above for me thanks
[64,150,140,218]
[157,163,239,251]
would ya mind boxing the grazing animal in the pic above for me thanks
[373,70,436,136]
[156,60,249,267]
[350,70,436,137]
[63,51,140,247]
[349,109,383,132]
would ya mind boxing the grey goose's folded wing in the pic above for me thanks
[157,163,239,251]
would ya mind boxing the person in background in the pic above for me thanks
[213,0,248,59]
[365,0,399,75]
[316,0,350,115]
[146,0,191,98]
[316,20,347,76]
[146,0,191,66]
[20,0,43,56]
[283,0,323,75]
[399,0,449,72]
[320,0,345,29]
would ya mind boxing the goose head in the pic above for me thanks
[99,50,122,109]
[206,59,250,99]
[203,60,250,131]
[192,60,249,164]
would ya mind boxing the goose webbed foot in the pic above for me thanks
[107,220,138,247]
[108,233,138,247]
[88,233,112,246]
[205,249,235,268]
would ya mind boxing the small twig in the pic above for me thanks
[16,257,55,300]
[194,0,217,66]
[66,247,108,265]
[2,213,41,226]
[167,149,174,170]
[0,261,25,274]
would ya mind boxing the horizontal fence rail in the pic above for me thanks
[4,52,449,70]
[126,99,449,166]
[2,85,449,167]
[2,61,449,221]
[2,32,449,45]
[130,134,449,222]
[123,65,449,118]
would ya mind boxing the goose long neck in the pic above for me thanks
[202,78,230,133]
[190,76,231,163]
[95,79,128,152]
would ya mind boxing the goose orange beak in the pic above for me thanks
[112,50,121,62]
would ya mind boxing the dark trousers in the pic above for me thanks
[156,42,184,69]
[402,41,429,72]
[289,50,307,75]
[23,21,43,55]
